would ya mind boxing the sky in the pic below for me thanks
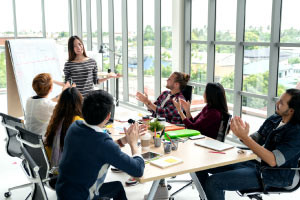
[0,0,300,34]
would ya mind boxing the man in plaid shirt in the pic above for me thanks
[136,72,190,124]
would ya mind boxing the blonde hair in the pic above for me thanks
[173,72,190,91]
[32,73,53,97]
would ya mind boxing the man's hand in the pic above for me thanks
[124,123,139,146]
[230,116,250,141]
[136,92,149,104]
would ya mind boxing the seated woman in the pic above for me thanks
[25,73,69,136]
[173,82,228,139]
[44,87,83,167]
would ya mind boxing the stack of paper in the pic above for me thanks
[150,156,183,168]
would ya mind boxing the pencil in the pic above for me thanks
[166,133,175,147]
[160,127,165,138]
[154,128,157,138]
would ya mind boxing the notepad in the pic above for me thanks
[150,156,183,168]
[194,139,234,152]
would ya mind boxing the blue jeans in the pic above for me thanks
[196,160,262,200]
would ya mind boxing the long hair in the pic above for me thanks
[286,88,300,125]
[67,36,87,61]
[205,83,228,114]
[45,87,83,150]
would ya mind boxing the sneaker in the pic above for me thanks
[125,177,139,186]
[111,167,123,173]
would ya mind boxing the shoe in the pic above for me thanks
[111,167,123,173]
[125,177,139,186]
[143,183,169,200]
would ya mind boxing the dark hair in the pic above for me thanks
[286,88,300,125]
[82,90,114,125]
[173,72,190,91]
[45,87,83,150]
[32,73,53,97]
[205,83,228,114]
[67,35,87,61]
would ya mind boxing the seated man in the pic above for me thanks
[56,90,145,200]
[196,89,300,200]
[136,72,190,124]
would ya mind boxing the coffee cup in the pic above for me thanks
[141,132,151,151]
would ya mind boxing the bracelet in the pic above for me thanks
[117,138,125,147]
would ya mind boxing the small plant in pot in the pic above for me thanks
[148,119,165,132]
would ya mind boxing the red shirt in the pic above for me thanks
[183,105,222,139]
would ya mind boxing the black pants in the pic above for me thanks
[97,181,127,200]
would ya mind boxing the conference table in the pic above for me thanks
[109,119,257,200]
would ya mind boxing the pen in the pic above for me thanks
[160,127,165,138]
[208,151,226,154]
[166,133,175,147]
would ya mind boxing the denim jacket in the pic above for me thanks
[253,114,300,187]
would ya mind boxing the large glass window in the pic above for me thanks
[243,46,270,95]
[91,0,98,51]
[143,0,155,102]
[15,0,43,37]
[191,0,208,41]
[82,0,87,48]
[128,0,137,103]
[102,0,110,73]
[191,44,207,84]
[245,0,272,42]
[161,0,173,91]
[281,0,300,43]
[216,0,236,41]
[278,47,300,96]
[0,1,14,37]
[114,0,123,100]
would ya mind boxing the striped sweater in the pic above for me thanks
[64,58,98,97]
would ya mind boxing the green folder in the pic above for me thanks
[164,129,200,140]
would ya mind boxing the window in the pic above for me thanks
[216,0,236,41]
[0,1,14,37]
[281,0,300,43]
[102,0,110,73]
[191,0,208,41]
[15,0,43,37]
[143,0,155,102]
[191,44,207,83]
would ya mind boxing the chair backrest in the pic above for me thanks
[16,126,50,181]
[20,146,48,200]
[216,113,232,142]
[181,85,193,102]
[0,112,24,158]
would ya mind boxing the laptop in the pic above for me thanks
[194,139,234,152]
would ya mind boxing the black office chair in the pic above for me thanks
[15,126,57,191]
[237,160,300,200]
[167,113,232,200]
[181,84,193,103]
[20,146,49,200]
[0,112,32,198]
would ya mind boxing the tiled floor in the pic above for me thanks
[0,94,299,200]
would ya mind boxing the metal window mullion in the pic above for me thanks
[137,0,144,106]
[96,0,102,52]
[279,43,300,47]
[240,91,268,100]
[188,40,207,44]
[214,41,236,45]
[68,0,73,36]
[206,0,216,83]
[74,0,83,38]
[184,0,191,75]
[12,0,17,38]
[122,0,129,101]
[108,0,115,95]
[243,42,271,46]
[233,0,246,117]
[86,0,92,50]
[267,0,282,116]
[154,0,161,98]
[41,0,46,37]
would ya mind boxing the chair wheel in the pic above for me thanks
[167,184,172,190]
[248,194,263,200]
[169,197,174,200]
[4,192,11,198]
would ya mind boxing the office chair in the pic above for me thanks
[20,146,49,200]
[167,112,232,200]
[15,126,57,191]
[0,112,32,198]
[237,160,300,200]
[181,85,193,103]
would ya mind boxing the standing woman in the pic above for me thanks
[64,36,121,97]
[173,82,229,139]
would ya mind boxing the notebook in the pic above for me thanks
[150,156,183,168]
[194,139,234,152]
[165,129,200,139]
